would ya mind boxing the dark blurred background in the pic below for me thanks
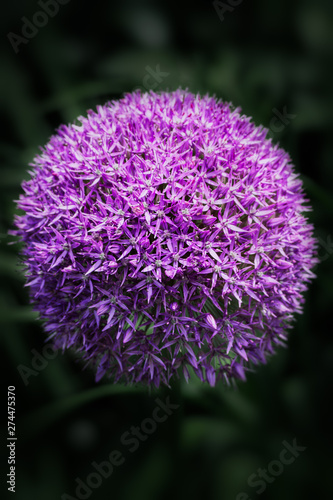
[1,1,333,499]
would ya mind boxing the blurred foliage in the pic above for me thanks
[1,0,333,499]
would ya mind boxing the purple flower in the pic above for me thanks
[11,89,318,387]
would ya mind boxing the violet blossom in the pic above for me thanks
[12,89,318,387]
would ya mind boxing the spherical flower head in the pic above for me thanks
[12,89,318,387]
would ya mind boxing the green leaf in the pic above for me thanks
[20,383,148,440]
[0,307,39,323]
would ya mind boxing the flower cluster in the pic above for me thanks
[12,89,317,387]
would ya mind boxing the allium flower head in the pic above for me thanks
[12,89,318,387]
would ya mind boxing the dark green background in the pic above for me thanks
[1,1,332,499]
